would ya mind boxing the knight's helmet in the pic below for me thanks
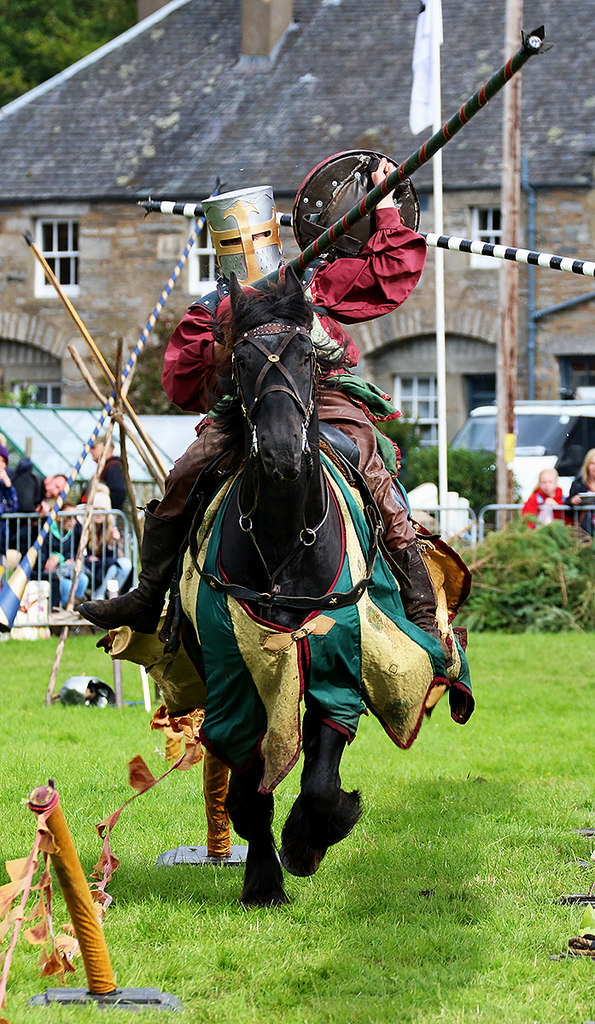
[201,185,283,284]
[293,150,420,257]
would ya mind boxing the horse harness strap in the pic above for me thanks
[193,455,384,613]
[233,324,316,430]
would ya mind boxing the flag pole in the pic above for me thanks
[431,0,448,533]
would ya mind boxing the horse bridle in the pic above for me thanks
[232,322,316,459]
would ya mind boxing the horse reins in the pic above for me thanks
[188,321,384,613]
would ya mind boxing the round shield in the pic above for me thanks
[293,150,420,257]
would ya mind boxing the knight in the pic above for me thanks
[78,151,444,649]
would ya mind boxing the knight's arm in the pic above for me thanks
[161,302,223,413]
[309,207,427,324]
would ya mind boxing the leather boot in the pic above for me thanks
[78,502,182,634]
[387,541,442,640]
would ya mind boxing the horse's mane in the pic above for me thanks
[213,272,314,349]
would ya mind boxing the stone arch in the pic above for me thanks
[353,305,500,358]
[0,310,72,360]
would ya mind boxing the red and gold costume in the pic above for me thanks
[159,207,426,552]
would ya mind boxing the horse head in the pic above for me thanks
[228,268,317,483]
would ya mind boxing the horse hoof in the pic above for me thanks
[240,888,289,907]
[279,840,327,878]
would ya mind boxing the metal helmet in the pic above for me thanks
[201,185,283,284]
[293,150,420,257]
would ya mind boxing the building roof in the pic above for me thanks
[0,0,593,204]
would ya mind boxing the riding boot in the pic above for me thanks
[78,501,182,634]
[387,541,443,643]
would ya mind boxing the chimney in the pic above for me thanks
[137,0,171,21]
[241,0,293,57]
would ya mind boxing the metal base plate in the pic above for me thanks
[559,894,595,906]
[28,987,182,1010]
[156,844,247,867]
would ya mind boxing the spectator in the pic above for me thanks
[566,447,595,537]
[10,457,45,553]
[522,468,565,528]
[0,442,19,573]
[80,490,132,599]
[89,436,127,510]
[40,474,68,516]
[41,502,89,609]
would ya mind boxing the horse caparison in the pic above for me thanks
[180,267,460,906]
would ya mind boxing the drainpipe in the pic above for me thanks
[522,155,536,399]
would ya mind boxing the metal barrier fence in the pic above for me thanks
[408,503,478,544]
[0,510,138,621]
[476,503,591,542]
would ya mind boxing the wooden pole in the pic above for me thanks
[497,0,523,514]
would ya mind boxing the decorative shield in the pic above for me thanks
[293,150,420,257]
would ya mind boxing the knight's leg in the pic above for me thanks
[279,711,361,877]
[317,387,442,642]
[227,759,287,906]
[78,422,227,633]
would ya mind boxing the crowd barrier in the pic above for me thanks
[0,509,138,628]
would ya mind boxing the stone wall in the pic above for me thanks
[0,181,593,433]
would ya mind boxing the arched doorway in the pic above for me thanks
[0,339,62,405]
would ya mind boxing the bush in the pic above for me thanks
[381,420,496,513]
[458,518,595,632]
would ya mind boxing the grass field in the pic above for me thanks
[1,632,594,1023]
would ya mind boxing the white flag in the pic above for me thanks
[409,0,443,135]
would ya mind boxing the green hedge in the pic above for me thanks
[458,519,595,632]
[381,419,498,513]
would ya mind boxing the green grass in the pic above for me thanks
[1,633,594,1023]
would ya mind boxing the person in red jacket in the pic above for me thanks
[522,468,565,528]
[79,156,439,643]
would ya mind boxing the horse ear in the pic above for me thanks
[283,264,303,297]
[229,271,244,312]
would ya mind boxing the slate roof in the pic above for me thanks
[0,0,593,204]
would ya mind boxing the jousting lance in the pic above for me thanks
[264,25,546,285]
[0,224,201,632]
[140,28,547,288]
[143,200,595,281]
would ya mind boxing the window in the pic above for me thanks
[559,355,595,397]
[470,206,502,269]
[34,383,62,406]
[393,375,438,445]
[35,219,79,296]
[187,219,217,295]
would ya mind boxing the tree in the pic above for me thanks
[0,1,136,106]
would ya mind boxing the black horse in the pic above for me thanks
[179,267,471,906]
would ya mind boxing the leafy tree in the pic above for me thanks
[0,1,136,106]
[381,418,497,514]
[126,315,179,415]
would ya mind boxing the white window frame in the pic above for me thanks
[393,375,439,446]
[470,206,502,269]
[187,219,218,296]
[34,382,62,406]
[34,218,80,297]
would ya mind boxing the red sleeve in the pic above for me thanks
[521,492,539,526]
[309,207,427,323]
[161,300,229,413]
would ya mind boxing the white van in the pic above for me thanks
[451,399,595,501]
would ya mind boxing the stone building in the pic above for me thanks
[0,0,593,445]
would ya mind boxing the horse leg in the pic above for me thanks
[226,759,288,907]
[279,712,362,877]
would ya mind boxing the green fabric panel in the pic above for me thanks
[322,456,445,676]
[196,483,267,769]
[306,576,365,736]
